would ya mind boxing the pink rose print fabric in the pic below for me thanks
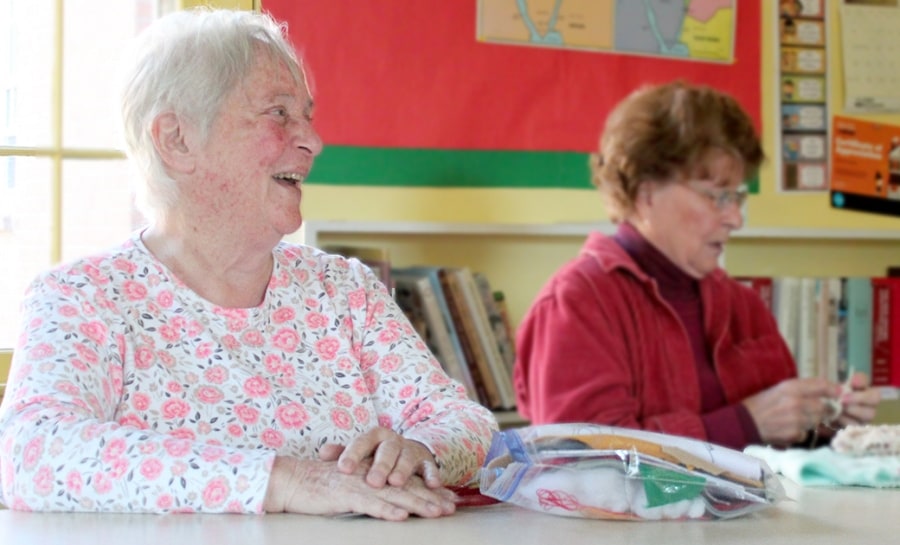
[0,233,497,513]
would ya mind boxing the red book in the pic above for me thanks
[891,279,900,388]
[870,278,899,386]
[736,276,774,313]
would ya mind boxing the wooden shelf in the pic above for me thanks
[493,409,528,429]
[302,220,611,246]
[302,220,900,247]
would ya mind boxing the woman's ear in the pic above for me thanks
[635,183,654,208]
[630,182,658,226]
[151,112,196,175]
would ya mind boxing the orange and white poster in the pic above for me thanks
[830,115,900,216]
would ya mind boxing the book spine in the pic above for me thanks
[797,277,819,379]
[845,277,873,381]
[447,269,505,409]
[737,276,775,313]
[890,278,900,388]
[821,278,841,382]
[423,270,470,387]
[774,277,801,359]
[871,278,892,387]
[457,269,516,409]
[404,274,478,401]
[836,277,849,383]
[438,269,498,408]
[493,291,517,360]
[473,273,516,379]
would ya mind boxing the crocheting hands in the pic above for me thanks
[833,371,881,429]
[742,377,841,446]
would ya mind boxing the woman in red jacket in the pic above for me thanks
[514,81,880,450]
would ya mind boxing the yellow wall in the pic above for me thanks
[0,352,9,392]
[306,2,900,326]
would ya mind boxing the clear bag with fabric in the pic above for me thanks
[479,423,785,521]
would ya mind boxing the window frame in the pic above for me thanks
[0,0,258,384]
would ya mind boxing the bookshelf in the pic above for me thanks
[302,220,900,327]
[303,219,900,244]
[303,220,900,426]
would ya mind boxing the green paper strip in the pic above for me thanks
[307,146,592,189]
[307,146,759,193]
[639,464,707,508]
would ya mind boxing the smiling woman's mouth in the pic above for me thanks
[273,172,304,187]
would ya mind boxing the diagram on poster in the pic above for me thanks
[841,4,900,113]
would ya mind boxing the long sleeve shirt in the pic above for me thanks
[0,232,497,513]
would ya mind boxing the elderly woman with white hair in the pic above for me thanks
[0,8,496,519]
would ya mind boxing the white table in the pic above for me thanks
[0,480,896,545]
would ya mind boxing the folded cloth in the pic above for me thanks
[744,445,900,488]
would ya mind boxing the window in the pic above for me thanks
[0,0,167,350]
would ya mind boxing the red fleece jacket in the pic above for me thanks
[514,231,796,448]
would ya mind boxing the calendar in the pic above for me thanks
[841,4,900,112]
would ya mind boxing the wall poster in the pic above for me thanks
[778,0,830,192]
[830,115,900,217]
[261,1,761,190]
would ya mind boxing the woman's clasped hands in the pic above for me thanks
[264,427,458,520]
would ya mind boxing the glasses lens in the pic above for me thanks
[715,187,748,209]
[733,187,748,207]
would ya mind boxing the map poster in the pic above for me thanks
[830,115,900,217]
[477,0,736,63]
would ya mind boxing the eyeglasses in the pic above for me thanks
[684,182,748,211]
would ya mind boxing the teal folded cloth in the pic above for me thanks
[744,445,900,488]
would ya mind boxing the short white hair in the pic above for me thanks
[119,8,305,222]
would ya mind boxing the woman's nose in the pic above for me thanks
[721,200,745,231]
[292,119,323,157]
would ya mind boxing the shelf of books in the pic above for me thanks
[738,276,900,420]
[305,221,900,424]
[307,231,527,427]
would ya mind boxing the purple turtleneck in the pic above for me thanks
[613,222,760,448]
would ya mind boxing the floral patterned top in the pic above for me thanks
[0,232,497,513]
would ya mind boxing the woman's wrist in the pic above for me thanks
[264,456,298,513]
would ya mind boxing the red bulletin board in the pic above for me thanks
[260,1,761,188]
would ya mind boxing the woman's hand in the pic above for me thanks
[319,426,442,489]
[742,377,840,446]
[834,372,881,428]
[263,455,456,520]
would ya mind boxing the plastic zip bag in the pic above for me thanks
[479,423,785,520]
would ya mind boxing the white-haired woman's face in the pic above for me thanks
[184,50,323,241]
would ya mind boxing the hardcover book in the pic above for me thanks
[392,267,477,401]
